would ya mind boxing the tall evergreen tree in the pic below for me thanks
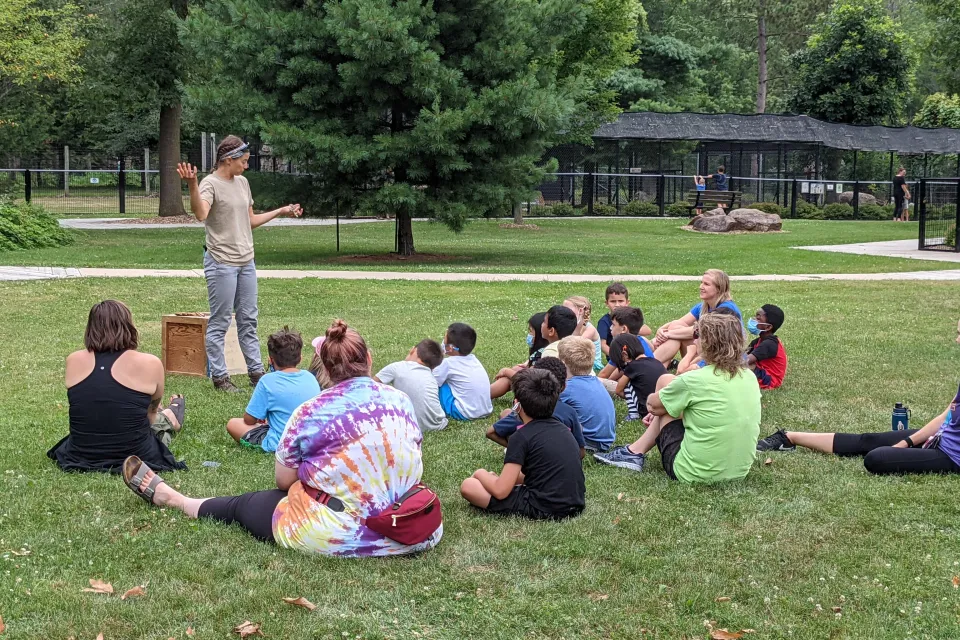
[187,0,635,255]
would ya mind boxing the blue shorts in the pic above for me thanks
[438,383,468,421]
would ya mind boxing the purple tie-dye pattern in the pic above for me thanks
[271,377,441,557]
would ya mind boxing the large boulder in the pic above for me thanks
[727,208,782,232]
[701,207,726,217]
[837,191,878,206]
[692,213,739,233]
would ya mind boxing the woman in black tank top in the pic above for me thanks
[48,301,186,473]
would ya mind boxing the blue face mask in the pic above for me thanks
[747,318,771,335]
[526,334,534,347]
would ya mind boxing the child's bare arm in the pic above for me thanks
[485,426,509,448]
[478,463,523,499]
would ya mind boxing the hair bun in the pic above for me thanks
[326,319,349,342]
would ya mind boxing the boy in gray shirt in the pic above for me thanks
[375,339,448,432]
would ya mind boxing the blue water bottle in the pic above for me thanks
[892,402,910,431]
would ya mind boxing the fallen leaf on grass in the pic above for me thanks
[953,576,959,589]
[9,549,30,557]
[121,586,145,600]
[233,621,264,638]
[282,596,316,611]
[832,606,842,613]
[764,457,773,466]
[616,492,624,501]
[96,635,104,640]
[186,628,195,636]
[0,615,5,634]
[715,596,731,602]
[710,631,743,640]
[587,592,609,602]
[82,579,113,595]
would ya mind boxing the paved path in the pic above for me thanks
[4,265,960,283]
[794,239,960,263]
[59,217,393,230]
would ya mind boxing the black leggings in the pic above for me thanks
[833,429,960,475]
[197,489,286,542]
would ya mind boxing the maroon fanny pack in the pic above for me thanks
[303,483,442,546]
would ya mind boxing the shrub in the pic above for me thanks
[750,202,783,216]
[0,198,74,251]
[592,203,617,217]
[948,224,956,247]
[623,200,660,217]
[796,200,822,219]
[665,202,690,217]
[822,203,854,220]
[549,203,576,217]
[857,204,888,220]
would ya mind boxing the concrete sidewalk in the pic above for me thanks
[795,239,960,263]
[4,265,960,283]
[59,217,393,230]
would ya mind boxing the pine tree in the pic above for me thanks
[187,0,636,255]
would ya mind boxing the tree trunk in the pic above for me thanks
[158,102,185,217]
[396,211,415,256]
[756,5,768,114]
[513,202,523,224]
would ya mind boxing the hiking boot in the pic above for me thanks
[594,445,645,472]
[212,375,241,393]
[248,369,266,387]
[757,429,795,452]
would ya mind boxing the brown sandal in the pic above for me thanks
[122,456,166,505]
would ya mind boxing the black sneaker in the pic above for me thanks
[757,429,795,452]
[212,375,241,393]
[667,359,679,373]
[248,369,266,387]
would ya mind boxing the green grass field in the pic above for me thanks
[2,276,960,639]
[0,218,946,275]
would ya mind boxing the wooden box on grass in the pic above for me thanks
[161,313,247,377]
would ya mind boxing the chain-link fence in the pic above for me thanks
[919,180,960,251]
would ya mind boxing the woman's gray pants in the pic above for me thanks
[203,252,262,378]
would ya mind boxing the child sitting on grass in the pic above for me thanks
[433,322,493,420]
[461,368,586,520]
[487,356,586,459]
[559,336,617,453]
[375,339,448,432]
[540,305,579,360]
[746,304,787,390]
[607,333,667,420]
[490,312,549,399]
[563,296,603,373]
[598,306,654,393]
[226,327,321,452]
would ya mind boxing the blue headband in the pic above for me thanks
[219,142,249,162]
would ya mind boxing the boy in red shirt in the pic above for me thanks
[747,304,787,389]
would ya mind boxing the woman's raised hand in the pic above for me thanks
[176,163,198,183]
[285,204,303,218]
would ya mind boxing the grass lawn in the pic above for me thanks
[0,218,946,275]
[2,277,960,639]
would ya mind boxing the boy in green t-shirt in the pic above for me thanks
[594,312,761,481]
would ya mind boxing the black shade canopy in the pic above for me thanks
[593,112,960,154]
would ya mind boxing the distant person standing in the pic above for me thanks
[706,165,729,191]
[177,136,303,392]
[892,167,911,222]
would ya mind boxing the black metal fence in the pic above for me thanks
[918,179,960,252]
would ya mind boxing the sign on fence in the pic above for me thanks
[89,177,99,184]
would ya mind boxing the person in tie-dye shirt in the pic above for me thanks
[119,320,442,557]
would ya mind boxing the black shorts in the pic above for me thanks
[656,419,686,480]
[240,424,269,449]
[485,486,582,521]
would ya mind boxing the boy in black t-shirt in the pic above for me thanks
[461,368,586,520]
[608,333,667,419]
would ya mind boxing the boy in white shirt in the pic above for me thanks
[433,323,493,420]
[375,339,448,432]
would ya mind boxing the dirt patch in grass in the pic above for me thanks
[680,225,787,235]
[324,253,463,264]
[498,223,540,230]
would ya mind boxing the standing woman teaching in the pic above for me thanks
[177,136,302,392]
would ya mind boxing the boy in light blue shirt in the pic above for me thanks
[226,328,321,452]
[559,336,616,452]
